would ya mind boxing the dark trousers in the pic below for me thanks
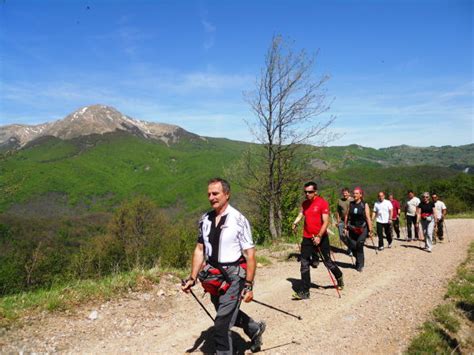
[210,271,259,354]
[406,215,419,240]
[392,218,400,238]
[347,227,367,269]
[300,236,342,292]
[435,218,444,239]
[376,222,392,248]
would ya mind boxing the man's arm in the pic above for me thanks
[181,243,204,292]
[292,208,304,232]
[242,247,256,303]
[312,213,329,246]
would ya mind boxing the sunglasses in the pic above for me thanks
[304,190,316,194]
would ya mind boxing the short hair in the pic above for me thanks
[304,181,318,190]
[407,190,414,194]
[341,187,350,192]
[422,191,430,198]
[208,178,231,193]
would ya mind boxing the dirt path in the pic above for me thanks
[1,219,472,354]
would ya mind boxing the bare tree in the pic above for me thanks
[244,35,336,241]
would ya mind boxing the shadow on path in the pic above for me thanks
[185,326,249,354]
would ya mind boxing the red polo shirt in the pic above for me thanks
[302,196,329,238]
[390,199,400,219]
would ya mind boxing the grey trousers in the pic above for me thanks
[420,218,434,250]
[210,269,259,355]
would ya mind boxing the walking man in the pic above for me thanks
[388,193,401,239]
[431,193,447,241]
[182,178,265,354]
[336,187,353,254]
[292,181,344,300]
[372,191,393,250]
[405,190,420,241]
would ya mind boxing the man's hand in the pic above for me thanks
[292,223,297,233]
[181,278,196,293]
[242,289,253,303]
[312,235,321,246]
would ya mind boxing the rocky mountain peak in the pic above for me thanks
[0,105,203,147]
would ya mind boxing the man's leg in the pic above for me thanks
[376,222,384,248]
[413,216,419,240]
[393,218,400,239]
[406,216,413,240]
[211,279,244,355]
[319,236,343,280]
[384,223,392,246]
[300,238,313,294]
[338,221,350,249]
[437,218,444,240]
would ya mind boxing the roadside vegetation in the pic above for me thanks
[406,242,474,354]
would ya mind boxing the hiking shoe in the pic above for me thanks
[250,321,266,352]
[292,291,310,300]
[407,238,413,242]
[336,276,344,290]
[310,259,319,268]
[347,249,353,257]
[356,266,364,272]
[387,243,392,248]
[378,246,384,251]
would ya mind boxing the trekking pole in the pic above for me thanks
[443,220,450,242]
[316,247,341,298]
[181,280,214,322]
[368,230,378,255]
[252,299,302,320]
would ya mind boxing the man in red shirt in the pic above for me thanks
[388,193,401,239]
[292,181,344,300]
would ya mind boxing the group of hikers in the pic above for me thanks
[181,178,448,354]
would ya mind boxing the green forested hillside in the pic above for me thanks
[0,132,250,214]
[0,134,472,215]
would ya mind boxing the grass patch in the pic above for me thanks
[256,255,272,266]
[0,268,162,328]
[405,242,474,354]
[447,212,474,219]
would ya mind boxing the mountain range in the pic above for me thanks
[0,105,472,216]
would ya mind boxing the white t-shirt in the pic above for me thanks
[406,197,421,216]
[198,204,254,264]
[434,200,447,219]
[373,199,393,223]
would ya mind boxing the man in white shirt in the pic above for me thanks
[431,193,447,241]
[182,178,265,354]
[372,191,393,250]
[405,190,420,241]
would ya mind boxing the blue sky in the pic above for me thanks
[0,0,472,148]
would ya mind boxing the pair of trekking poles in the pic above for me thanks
[182,280,303,322]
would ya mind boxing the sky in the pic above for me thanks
[0,0,472,148]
